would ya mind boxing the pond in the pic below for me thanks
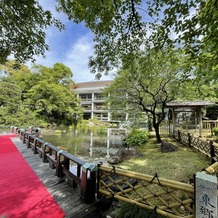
[41,127,128,163]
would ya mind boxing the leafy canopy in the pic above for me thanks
[0,61,82,126]
[105,49,189,142]
[0,77,22,112]
[57,0,218,80]
[0,0,64,64]
[25,63,82,125]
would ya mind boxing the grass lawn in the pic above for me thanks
[117,136,210,183]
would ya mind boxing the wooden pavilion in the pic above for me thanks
[166,101,215,137]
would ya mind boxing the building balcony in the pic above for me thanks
[81,98,92,102]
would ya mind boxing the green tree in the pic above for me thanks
[25,64,82,125]
[27,80,82,125]
[0,60,33,102]
[0,75,22,112]
[0,61,82,126]
[105,49,185,143]
[0,75,23,125]
[31,63,74,86]
[0,0,64,64]
[206,105,218,120]
[57,0,218,81]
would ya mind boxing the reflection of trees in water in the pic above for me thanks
[42,127,127,160]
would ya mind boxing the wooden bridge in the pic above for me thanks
[10,135,99,218]
[8,127,218,218]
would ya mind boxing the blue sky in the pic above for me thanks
[27,0,113,83]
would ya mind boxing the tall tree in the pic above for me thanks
[105,49,186,143]
[0,75,22,124]
[27,81,81,125]
[0,0,64,64]
[31,63,74,86]
[0,61,82,126]
[26,64,82,125]
[0,76,22,113]
[57,0,218,81]
[0,60,33,102]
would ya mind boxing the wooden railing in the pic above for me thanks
[12,126,218,217]
[203,162,218,176]
[173,129,218,164]
[14,127,95,203]
[97,165,194,218]
[203,120,218,136]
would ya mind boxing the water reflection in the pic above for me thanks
[89,131,93,158]
[106,129,110,158]
[42,127,127,162]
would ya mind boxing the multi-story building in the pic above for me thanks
[72,80,113,121]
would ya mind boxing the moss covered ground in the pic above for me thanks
[117,136,210,183]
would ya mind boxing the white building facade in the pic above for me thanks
[72,81,113,121]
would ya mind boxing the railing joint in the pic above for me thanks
[150,172,161,185]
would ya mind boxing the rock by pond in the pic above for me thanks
[107,148,143,164]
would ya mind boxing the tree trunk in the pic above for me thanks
[148,117,152,132]
[153,124,161,143]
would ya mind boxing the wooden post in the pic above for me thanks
[198,107,203,137]
[96,163,102,199]
[63,157,70,170]
[26,135,31,148]
[33,138,38,154]
[74,165,81,188]
[209,141,215,164]
[178,130,181,142]
[188,133,192,148]
[81,163,97,203]
[22,132,26,144]
[56,150,64,177]
[172,107,175,131]
[42,143,47,163]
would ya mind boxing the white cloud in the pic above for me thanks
[27,31,113,83]
[63,33,113,82]
[26,0,114,83]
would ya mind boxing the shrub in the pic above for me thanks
[125,129,149,147]
[99,125,106,134]
[213,127,218,136]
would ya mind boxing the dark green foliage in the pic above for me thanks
[116,202,165,218]
[104,49,183,143]
[206,105,218,120]
[0,0,64,64]
[3,106,47,127]
[0,61,82,126]
[0,79,22,112]
[57,0,218,84]
[126,129,149,147]
[213,127,218,136]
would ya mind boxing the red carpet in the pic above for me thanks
[0,134,65,218]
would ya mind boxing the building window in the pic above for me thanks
[80,93,92,101]
[83,113,91,120]
[94,93,105,101]
[82,104,92,110]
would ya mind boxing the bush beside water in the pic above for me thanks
[125,129,149,147]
